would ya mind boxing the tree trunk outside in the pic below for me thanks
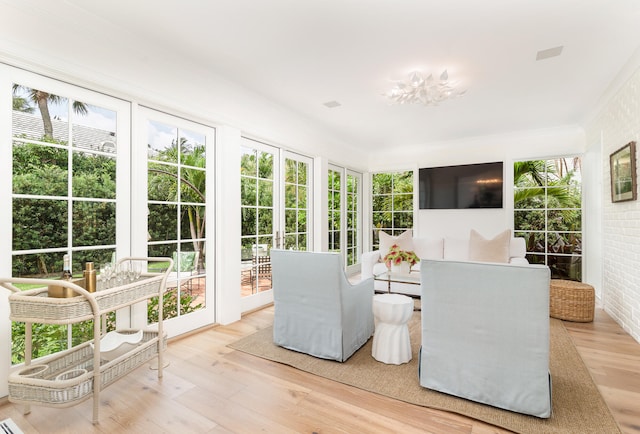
[36,91,53,138]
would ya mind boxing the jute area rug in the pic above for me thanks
[228,314,620,434]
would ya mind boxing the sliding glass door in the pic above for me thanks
[282,151,312,251]
[346,170,363,271]
[240,139,279,296]
[328,165,362,271]
[140,107,215,337]
[6,70,130,364]
[240,140,312,299]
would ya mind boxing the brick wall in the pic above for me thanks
[586,67,640,342]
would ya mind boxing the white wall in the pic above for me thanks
[585,64,640,342]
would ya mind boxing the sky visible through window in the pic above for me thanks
[14,87,203,150]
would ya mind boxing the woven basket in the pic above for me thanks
[549,279,595,322]
[8,331,166,407]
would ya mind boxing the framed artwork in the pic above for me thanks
[610,141,637,203]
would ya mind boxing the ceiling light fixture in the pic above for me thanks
[384,70,466,106]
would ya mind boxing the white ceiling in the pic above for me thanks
[5,0,640,150]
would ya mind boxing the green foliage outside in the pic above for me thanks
[12,139,116,275]
[147,289,203,324]
[240,149,275,253]
[328,170,360,265]
[514,159,582,280]
[284,158,309,250]
[345,174,359,266]
[11,315,114,365]
[328,169,341,252]
[371,171,414,249]
[240,150,310,252]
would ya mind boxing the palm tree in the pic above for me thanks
[148,138,206,267]
[514,159,582,279]
[513,160,572,206]
[12,85,88,139]
[12,96,34,113]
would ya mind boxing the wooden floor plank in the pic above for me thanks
[564,308,640,433]
[0,305,638,433]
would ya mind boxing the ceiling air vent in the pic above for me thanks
[323,101,341,108]
[536,46,564,61]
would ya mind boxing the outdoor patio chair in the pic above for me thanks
[166,251,200,295]
[250,255,271,286]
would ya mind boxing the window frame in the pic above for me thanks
[371,170,415,251]
[514,157,583,281]
[5,69,132,365]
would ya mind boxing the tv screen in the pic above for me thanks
[419,162,503,209]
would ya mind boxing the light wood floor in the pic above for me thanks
[1,305,639,433]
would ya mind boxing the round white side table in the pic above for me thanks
[372,293,413,364]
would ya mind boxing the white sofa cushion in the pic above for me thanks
[379,230,414,256]
[413,237,444,260]
[468,229,511,263]
[443,237,469,261]
[510,237,527,259]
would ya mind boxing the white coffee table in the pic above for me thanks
[371,293,413,364]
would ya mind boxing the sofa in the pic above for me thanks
[361,229,528,296]
[419,259,552,417]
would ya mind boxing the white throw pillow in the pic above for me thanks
[468,229,511,263]
[378,230,414,256]
[413,237,444,260]
[444,237,469,261]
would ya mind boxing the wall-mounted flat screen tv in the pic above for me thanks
[419,162,503,209]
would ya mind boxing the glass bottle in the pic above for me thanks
[61,254,72,280]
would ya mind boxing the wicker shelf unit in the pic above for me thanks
[1,256,173,424]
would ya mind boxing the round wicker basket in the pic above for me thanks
[549,279,595,322]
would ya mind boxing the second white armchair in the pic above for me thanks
[271,249,375,362]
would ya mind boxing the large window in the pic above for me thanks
[514,158,582,281]
[144,109,213,336]
[345,171,362,267]
[328,168,341,253]
[239,142,312,300]
[371,171,414,250]
[241,142,276,296]
[10,81,127,363]
[328,166,362,269]
[283,155,311,250]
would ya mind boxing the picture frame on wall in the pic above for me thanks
[610,141,637,203]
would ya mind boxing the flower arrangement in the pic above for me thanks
[382,244,420,268]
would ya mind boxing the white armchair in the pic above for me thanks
[419,259,552,418]
[271,249,375,362]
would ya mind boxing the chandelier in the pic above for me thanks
[384,70,466,106]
